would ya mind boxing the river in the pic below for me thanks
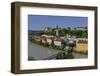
[28,41,87,60]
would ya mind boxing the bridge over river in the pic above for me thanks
[28,41,87,60]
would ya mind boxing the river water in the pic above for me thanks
[28,41,87,60]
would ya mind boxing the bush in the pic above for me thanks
[74,50,88,55]
[56,52,74,59]
[65,53,74,59]
[44,42,49,47]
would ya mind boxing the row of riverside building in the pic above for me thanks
[31,34,88,53]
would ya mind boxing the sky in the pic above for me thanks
[28,15,88,31]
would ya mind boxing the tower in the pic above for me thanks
[55,25,59,36]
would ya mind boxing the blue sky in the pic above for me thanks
[28,15,88,31]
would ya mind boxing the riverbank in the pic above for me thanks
[29,39,88,55]
[29,39,62,50]
[28,41,87,60]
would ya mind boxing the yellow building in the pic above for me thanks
[75,39,88,53]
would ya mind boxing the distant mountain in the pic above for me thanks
[28,30,43,34]
[28,30,34,34]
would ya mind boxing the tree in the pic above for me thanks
[44,41,49,47]
[59,28,69,36]
[44,30,56,36]
[61,40,66,50]
[38,40,43,45]
[65,53,74,59]
[73,30,87,38]
[82,30,87,38]
[51,40,55,48]
[56,51,74,59]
